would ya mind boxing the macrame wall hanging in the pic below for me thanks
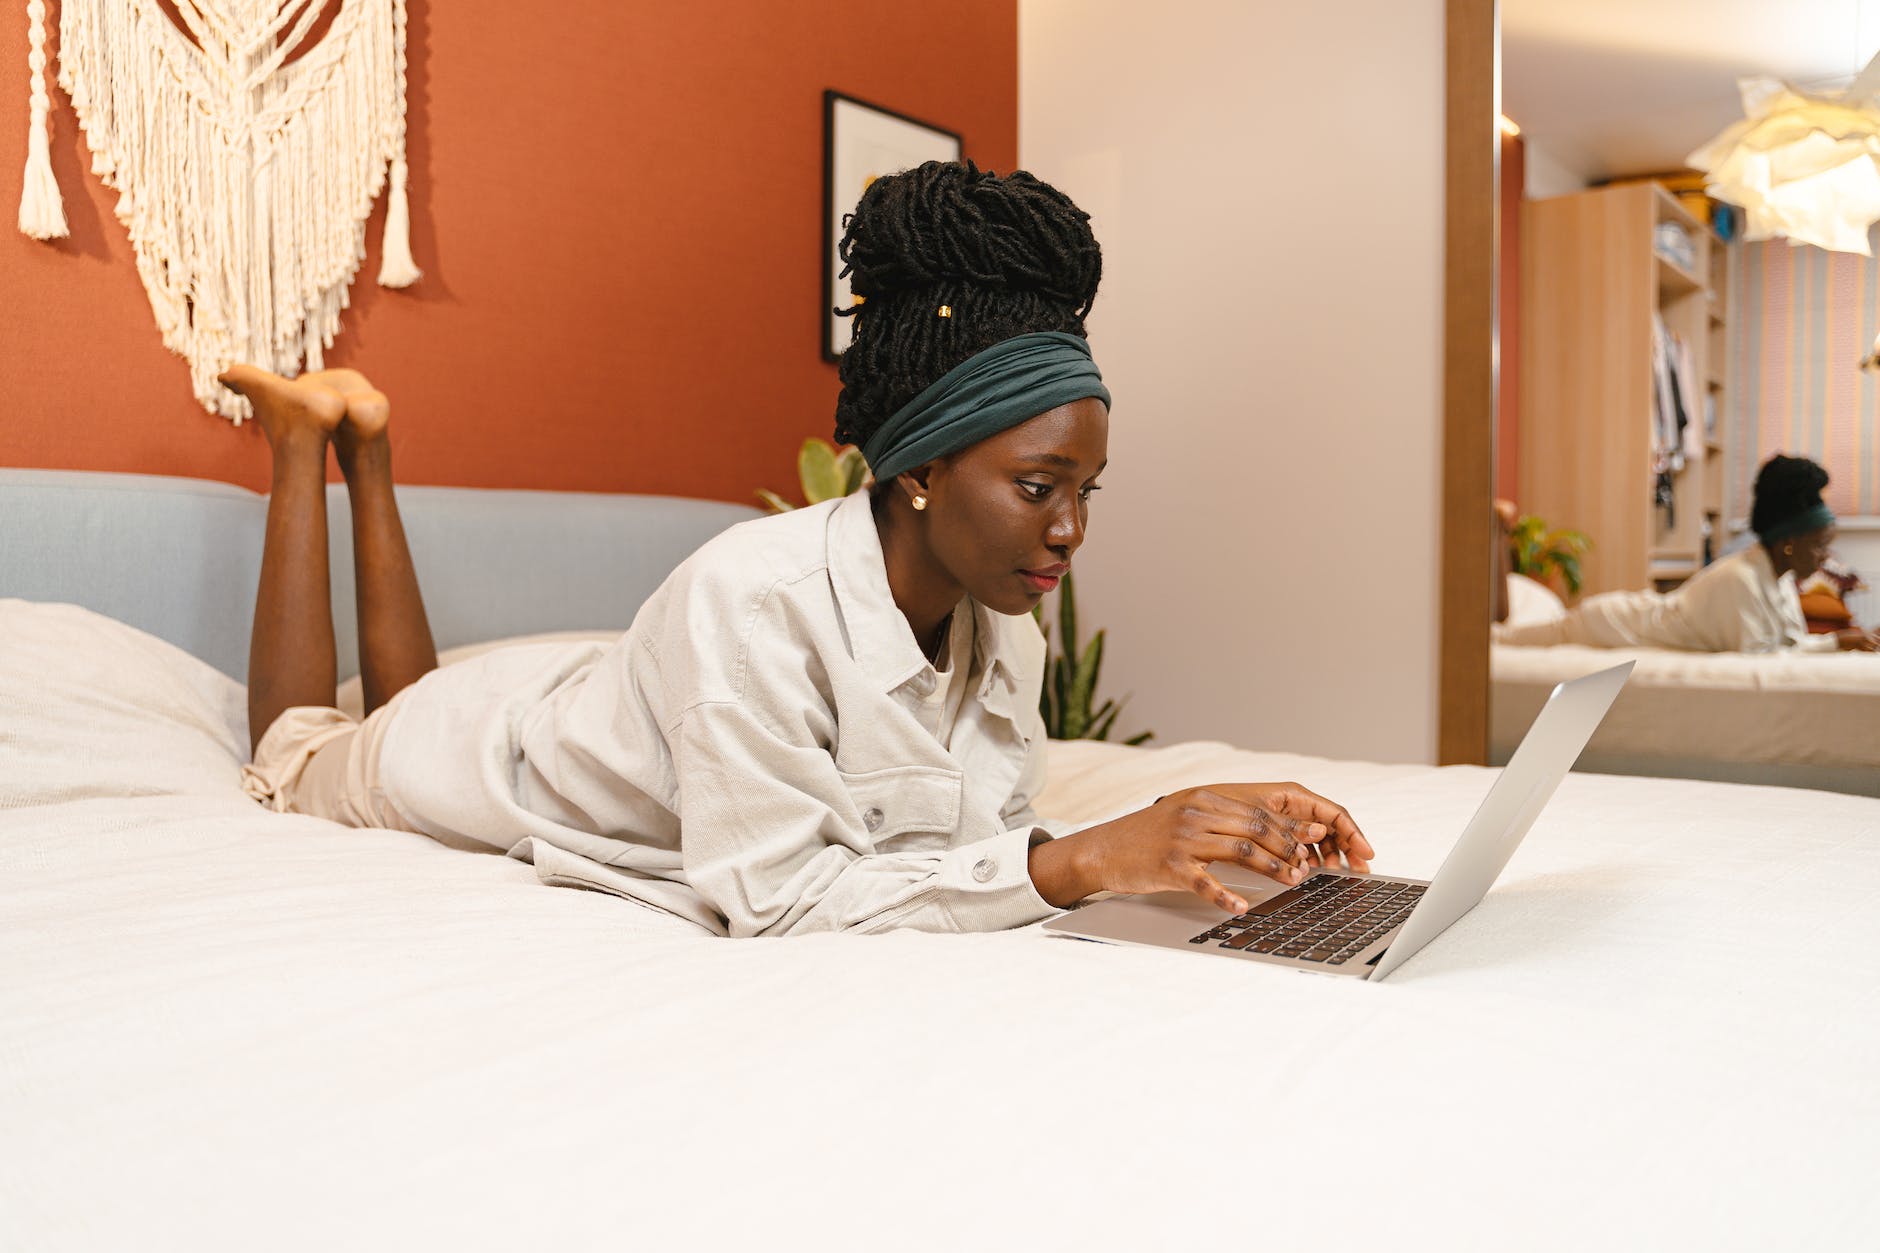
[17,0,421,422]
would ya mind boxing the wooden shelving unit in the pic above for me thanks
[1519,182,1730,598]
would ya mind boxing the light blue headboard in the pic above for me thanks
[0,468,761,680]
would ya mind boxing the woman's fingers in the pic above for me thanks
[1201,835,1309,888]
[1333,830,1371,874]
[1187,866,1250,915]
[1177,790,1313,868]
[1261,783,1376,863]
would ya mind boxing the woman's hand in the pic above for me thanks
[1204,782,1374,873]
[1027,783,1375,913]
[1834,627,1879,651]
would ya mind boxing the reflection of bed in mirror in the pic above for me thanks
[1491,643,1880,796]
[1492,573,1880,795]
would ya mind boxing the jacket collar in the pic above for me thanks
[825,489,1023,703]
[1743,541,1796,593]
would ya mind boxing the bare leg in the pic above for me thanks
[224,364,347,754]
[318,372,438,714]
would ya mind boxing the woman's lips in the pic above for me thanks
[1020,566,1066,593]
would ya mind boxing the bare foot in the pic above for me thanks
[304,367,392,462]
[219,364,345,449]
[300,368,374,396]
[337,388,391,448]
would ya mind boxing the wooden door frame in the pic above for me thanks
[1439,0,1498,764]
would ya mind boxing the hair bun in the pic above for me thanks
[831,159,1103,450]
[1750,454,1830,537]
[840,159,1101,319]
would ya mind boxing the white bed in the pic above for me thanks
[5,473,1879,1251]
[5,598,1879,1252]
[1492,642,1880,796]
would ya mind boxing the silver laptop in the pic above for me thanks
[1043,661,1633,981]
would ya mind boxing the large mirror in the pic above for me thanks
[1491,0,1880,796]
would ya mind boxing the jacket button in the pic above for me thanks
[863,807,884,832]
[972,857,997,883]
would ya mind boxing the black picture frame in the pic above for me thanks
[822,90,964,362]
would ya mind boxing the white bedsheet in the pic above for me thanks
[1492,642,1880,794]
[6,735,1879,1252]
[4,603,1877,1250]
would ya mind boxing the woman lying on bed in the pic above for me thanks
[1497,455,1878,654]
[227,159,1373,937]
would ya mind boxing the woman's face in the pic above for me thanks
[1784,524,1836,581]
[919,396,1110,615]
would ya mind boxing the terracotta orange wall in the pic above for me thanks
[0,2,1017,500]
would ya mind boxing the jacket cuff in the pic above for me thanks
[936,825,1061,931]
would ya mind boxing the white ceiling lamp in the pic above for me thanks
[1688,53,1880,258]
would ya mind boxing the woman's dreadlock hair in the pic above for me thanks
[832,159,1102,450]
[1750,454,1831,539]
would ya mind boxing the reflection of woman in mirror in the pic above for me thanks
[1498,455,1878,653]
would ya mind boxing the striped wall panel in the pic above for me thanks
[1728,240,1880,520]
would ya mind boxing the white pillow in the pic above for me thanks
[334,630,623,719]
[0,600,249,807]
[1505,573,1568,627]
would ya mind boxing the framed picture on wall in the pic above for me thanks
[823,91,963,362]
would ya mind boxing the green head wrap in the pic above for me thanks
[1758,502,1835,544]
[861,331,1110,483]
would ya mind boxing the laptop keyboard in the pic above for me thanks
[1188,873,1426,966]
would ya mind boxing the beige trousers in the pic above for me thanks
[241,693,421,832]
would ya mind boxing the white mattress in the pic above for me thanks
[1491,642,1880,794]
[6,603,1879,1250]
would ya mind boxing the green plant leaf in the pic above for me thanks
[836,447,869,496]
[754,488,796,513]
[1034,610,1055,732]
[1557,553,1583,596]
[1052,653,1071,738]
[798,438,845,503]
[1090,700,1121,741]
[1123,729,1154,746]
[1509,514,1595,594]
[1073,630,1105,712]
[1057,570,1078,658]
[1064,631,1105,739]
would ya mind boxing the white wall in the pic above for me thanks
[1523,137,1594,200]
[1019,0,1445,764]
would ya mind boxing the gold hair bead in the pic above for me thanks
[937,305,952,318]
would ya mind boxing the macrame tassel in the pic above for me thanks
[18,0,67,240]
[376,0,419,287]
[377,157,421,287]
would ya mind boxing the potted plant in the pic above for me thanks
[757,438,868,512]
[1033,572,1152,745]
[1508,514,1592,600]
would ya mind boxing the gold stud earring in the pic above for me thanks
[912,494,928,511]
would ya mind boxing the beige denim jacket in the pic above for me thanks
[375,490,1065,936]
